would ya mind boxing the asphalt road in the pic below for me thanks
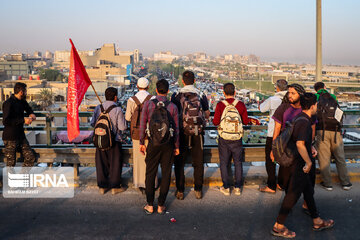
[0,183,359,240]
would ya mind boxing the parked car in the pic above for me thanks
[208,130,218,139]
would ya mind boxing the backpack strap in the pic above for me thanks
[105,104,117,114]
[131,96,141,106]
[143,94,153,103]
[222,100,229,107]
[232,99,239,106]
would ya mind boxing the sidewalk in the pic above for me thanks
[77,163,360,188]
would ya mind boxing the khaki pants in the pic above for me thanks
[315,130,350,186]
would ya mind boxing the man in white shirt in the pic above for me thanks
[259,79,288,193]
[125,78,155,194]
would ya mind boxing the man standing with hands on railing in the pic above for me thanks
[3,82,36,167]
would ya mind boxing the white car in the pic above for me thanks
[208,130,218,139]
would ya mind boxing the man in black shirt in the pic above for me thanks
[3,82,36,167]
[171,71,210,200]
[271,93,334,239]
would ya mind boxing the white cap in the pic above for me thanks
[137,77,149,88]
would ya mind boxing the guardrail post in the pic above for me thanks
[46,113,52,146]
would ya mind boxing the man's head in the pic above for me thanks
[156,79,169,95]
[137,77,149,90]
[105,87,118,101]
[223,83,235,97]
[14,82,27,100]
[288,83,305,104]
[314,82,325,92]
[300,92,317,115]
[182,70,195,85]
[275,79,288,92]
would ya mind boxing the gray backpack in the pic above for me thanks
[180,92,205,136]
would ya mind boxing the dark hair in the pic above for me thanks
[182,70,195,85]
[156,79,169,94]
[288,83,305,96]
[14,82,27,94]
[314,82,325,92]
[275,79,288,91]
[105,87,118,101]
[223,83,235,96]
[300,92,317,110]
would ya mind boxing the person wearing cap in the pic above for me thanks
[125,77,155,194]
[259,79,288,194]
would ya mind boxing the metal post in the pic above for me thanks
[316,0,322,82]
[46,114,52,146]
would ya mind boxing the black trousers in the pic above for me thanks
[276,161,319,224]
[4,138,35,167]
[174,133,204,192]
[145,141,174,206]
[95,141,123,188]
[265,137,277,190]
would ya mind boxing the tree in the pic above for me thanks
[38,88,54,111]
[39,69,64,82]
[148,75,158,95]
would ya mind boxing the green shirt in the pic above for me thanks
[315,89,337,102]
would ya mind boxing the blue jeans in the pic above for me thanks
[218,137,244,189]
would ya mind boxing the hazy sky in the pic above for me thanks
[0,0,359,65]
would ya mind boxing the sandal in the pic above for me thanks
[313,219,334,231]
[143,204,153,215]
[302,207,311,216]
[259,186,276,194]
[271,226,296,239]
[157,205,166,215]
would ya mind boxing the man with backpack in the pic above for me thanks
[125,77,154,194]
[171,70,210,200]
[259,79,288,194]
[314,82,352,191]
[213,83,249,196]
[91,87,127,195]
[271,93,334,239]
[139,79,180,215]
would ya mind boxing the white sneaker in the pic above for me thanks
[219,186,230,196]
[234,187,241,196]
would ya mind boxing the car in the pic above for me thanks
[208,130,218,139]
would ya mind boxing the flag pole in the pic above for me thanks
[90,83,102,105]
[69,38,102,105]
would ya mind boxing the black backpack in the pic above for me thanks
[272,117,308,167]
[179,92,205,136]
[93,104,117,151]
[146,99,174,146]
[317,92,342,142]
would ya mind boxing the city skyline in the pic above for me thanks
[0,0,359,65]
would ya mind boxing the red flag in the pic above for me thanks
[67,39,92,142]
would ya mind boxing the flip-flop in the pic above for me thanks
[259,186,276,194]
[143,205,153,215]
[157,206,166,215]
[313,219,334,231]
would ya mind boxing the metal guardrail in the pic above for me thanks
[0,110,359,148]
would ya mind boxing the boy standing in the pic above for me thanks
[140,79,180,214]
[213,83,249,195]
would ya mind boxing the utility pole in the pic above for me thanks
[316,0,322,82]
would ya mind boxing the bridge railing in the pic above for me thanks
[0,110,359,177]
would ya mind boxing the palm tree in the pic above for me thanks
[38,88,54,111]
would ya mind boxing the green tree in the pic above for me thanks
[39,69,64,82]
[148,75,158,95]
[38,88,54,111]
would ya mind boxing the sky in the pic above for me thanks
[0,0,359,65]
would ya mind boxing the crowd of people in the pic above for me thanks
[2,71,353,238]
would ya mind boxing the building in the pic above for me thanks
[53,43,135,81]
[153,51,178,63]
[0,60,32,79]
